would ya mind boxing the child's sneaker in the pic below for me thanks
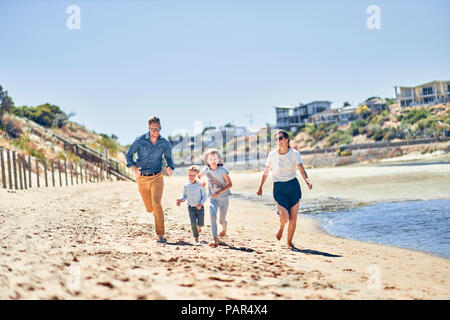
[156,236,167,244]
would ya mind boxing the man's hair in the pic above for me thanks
[148,116,161,126]
[202,148,224,167]
[187,165,200,174]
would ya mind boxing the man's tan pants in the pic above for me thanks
[137,173,165,236]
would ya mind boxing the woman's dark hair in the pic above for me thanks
[275,130,291,148]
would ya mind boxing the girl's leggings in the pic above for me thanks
[209,196,229,238]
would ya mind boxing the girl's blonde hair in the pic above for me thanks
[202,148,224,167]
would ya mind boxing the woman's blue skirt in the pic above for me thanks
[273,178,302,213]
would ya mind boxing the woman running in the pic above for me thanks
[256,130,312,249]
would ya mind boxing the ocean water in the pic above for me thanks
[312,199,450,258]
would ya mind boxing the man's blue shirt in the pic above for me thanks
[125,132,175,173]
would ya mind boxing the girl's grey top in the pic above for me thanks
[200,166,231,199]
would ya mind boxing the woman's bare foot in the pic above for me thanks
[219,229,226,237]
[276,228,283,240]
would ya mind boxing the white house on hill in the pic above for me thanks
[394,80,450,107]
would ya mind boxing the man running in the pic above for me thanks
[125,116,175,243]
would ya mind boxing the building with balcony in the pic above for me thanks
[309,106,358,125]
[274,100,331,130]
[365,98,388,111]
[394,80,450,107]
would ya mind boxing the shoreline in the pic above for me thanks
[301,212,448,261]
[231,162,450,260]
[1,163,449,299]
[234,191,449,259]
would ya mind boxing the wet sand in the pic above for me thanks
[0,164,449,299]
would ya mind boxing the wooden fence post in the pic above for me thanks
[7,149,13,189]
[28,155,32,188]
[35,157,40,188]
[51,159,55,187]
[58,160,62,187]
[80,161,83,184]
[12,151,18,190]
[0,147,6,189]
[17,154,23,190]
[70,162,73,185]
[75,162,78,184]
[43,158,48,187]
[105,149,109,180]
[22,156,27,190]
[64,160,68,186]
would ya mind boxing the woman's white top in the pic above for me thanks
[265,148,303,182]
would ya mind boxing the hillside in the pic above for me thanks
[0,111,127,166]
[291,103,450,150]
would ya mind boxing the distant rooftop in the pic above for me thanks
[395,80,449,89]
[273,105,296,109]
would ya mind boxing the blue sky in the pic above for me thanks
[1,0,449,145]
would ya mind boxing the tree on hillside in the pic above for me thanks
[385,98,395,106]
[343,101,351,108]
[0,85,14,125]
[356,105,371,118]
[12,103,70,128]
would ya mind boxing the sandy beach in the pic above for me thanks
[0,163,449,299]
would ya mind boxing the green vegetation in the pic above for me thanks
[302,123,338,143]
[96,133,121,157]
[348,118,368,136]
[12,103,72,128]
[299,102,449,148]
[356,105,370,118]
[10,134,46,161]
[364,96,380,102]
[397,108,431,125]
[0,85,14,127]
[57,150,81,163]
[325,130,353,147]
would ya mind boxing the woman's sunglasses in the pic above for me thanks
[277,136,285,141]
[150,128,161,132]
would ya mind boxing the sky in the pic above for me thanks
[1,0,449,145]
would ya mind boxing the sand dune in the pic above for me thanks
[0,164,449,299]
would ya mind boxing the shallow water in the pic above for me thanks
[312,199,450,258]
[232,192,450,258]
